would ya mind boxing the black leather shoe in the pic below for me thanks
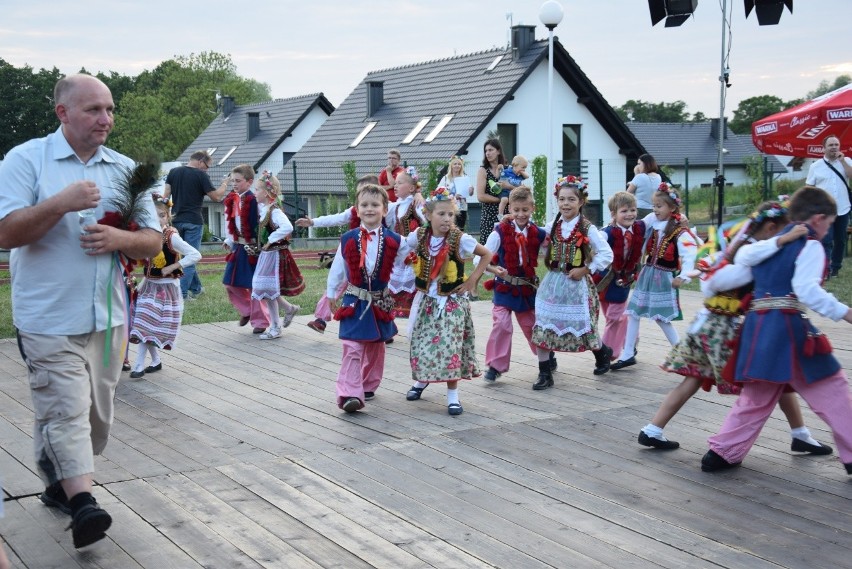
[238,315,250,327]
[701,450,741,472]
[447,403,463,416]
[549,352,558,372]
[791,438,833,455]
[638,431,680,450]
[67,503,112,549]
[40,482,72,515]
[610,356,636,370]
[129,370,144,379]
[364,391,375,401]
[342,397,361,413]
[406,385,426,400]
[593,345,613,375]
[144,363,162,374]
[532,361,553,390]
[484,366,501,382]
[845,462,852,475]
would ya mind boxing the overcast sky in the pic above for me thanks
[3,1,849,117]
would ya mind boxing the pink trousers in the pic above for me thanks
[336,340,386,409]
[225,285,269,329]
[708,370,852,464]
[485,306,537,373]
[600,300,627,359]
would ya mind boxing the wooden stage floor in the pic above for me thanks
[1,290,851,568]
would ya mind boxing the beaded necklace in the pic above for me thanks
[553,215,588,272]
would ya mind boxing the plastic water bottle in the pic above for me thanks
[78,209,97,234]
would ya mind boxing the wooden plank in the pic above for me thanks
[0,499,85,569]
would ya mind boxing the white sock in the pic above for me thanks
[791,426,821,446]
[536,348,551,362]
[619,316,641,361]
[147,344,161,366]
[266,299,281,329]
[447,388,459,405]
[413,381,428,389]
[642,424,667,440]
[132,347,147,373]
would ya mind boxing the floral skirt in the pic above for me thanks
[661,312,741,395]
[531,271,601,353]
[410,295,479,382]
[625,266,682,322]
[130,278,182,350]
[252,249,305,299]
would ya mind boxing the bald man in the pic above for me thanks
[0,74,162,548]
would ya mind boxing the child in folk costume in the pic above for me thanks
[593,191,646,362]
[641,202,830,454]
[386,167,426,318]
[250,171,305,340]
[703,186,852,474]
[404,187,493,415]
[296,174,380,334]
[480,186,548,382]
[128,194,201,378]
[530,176,614,390]
[327,184,410,413]
[222,164,270,333]
[611,184,698,370]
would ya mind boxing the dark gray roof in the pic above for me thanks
[177,94,334,180]
[625,122,786,172]
[288,39,644,194]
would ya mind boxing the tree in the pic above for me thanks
[615,99,691,123]
[806,74,851,100]
[111,51,271,160]
[0,59,63,156]
[729,95,792,134]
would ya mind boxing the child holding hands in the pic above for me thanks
[129,194,201,378]
[250,171,304,339]
[405,187,492,415]
[530,176,614,389]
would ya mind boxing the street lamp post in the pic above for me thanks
[540,1,564,223]
[714,0,729,226]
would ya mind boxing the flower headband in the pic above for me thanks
[428,186,454,202]
[554,175,588,196]
[259,170,279,196]
[152,193,172,208]
[657,182,681,208]
[749,200,789,225]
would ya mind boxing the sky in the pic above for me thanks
[2,1,850,118]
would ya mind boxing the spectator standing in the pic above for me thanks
[0,74,162,548]
[806,135,852,277]
[163,150,230,298]
[378,149,405,202]
[626,153,662,219]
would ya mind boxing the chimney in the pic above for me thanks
[710,117,728,141]
[247,112,260,142]
[221,96,235,120]
[366,81,384,118]
[511,25,536,59]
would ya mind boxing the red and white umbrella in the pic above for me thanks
[752,83,852,158]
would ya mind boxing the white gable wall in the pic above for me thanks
[257,106,330,175]
[465,60,626,223]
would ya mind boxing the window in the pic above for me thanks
[217,146,237,166]
[561,125,581,175]
[350,122,377,147]
[206,147,217,156]
[486,55,504,72]
[402,117,432,144]
[496,124,517,160]
[424,115,454,143]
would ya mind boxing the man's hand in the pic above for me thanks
[61,180,101,214]
[295,218,314,227]
[79,224,123,255]
[491,266,508,279]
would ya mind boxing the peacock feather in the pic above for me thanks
[105,151,161,230]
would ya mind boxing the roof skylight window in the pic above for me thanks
[402,117,432,144]
[350,122,378,147]
[424,115,454,143]
[218,146,237,165]
[486,55,504,72]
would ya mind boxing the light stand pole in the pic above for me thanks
[715,0,729,226]
[540,1,563,223]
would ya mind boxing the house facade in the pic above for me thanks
[286,25,645,233]
[175,94,334,237]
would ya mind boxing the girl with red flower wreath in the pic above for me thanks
[611,184,698,370]
[529,176,615,389]
[385,168,427,317]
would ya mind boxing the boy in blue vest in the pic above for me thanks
[703,186,852,474]
[481,187,553,381]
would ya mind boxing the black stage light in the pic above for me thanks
[648,0,698,27]
[744,0,793,26]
